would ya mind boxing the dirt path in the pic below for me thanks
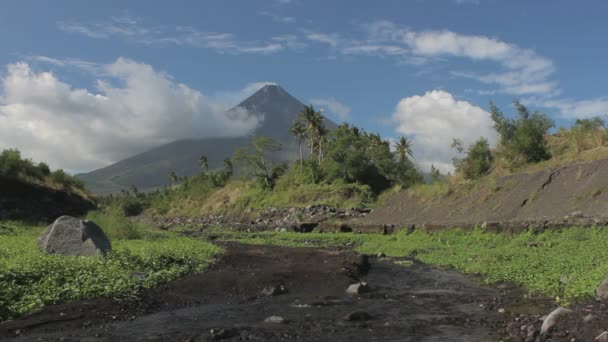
[1,243,549,341]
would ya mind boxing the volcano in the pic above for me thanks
[77,85,337,194]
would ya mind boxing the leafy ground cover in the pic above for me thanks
[205,226,608,303]
[0,220,222,321]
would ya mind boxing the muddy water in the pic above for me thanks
[2,243,520,341]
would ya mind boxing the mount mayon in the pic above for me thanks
[77,85,337,194]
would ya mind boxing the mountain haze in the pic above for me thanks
[78,85,337,194]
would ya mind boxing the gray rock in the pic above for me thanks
[37,216,111,256]
[540,307,575,335]
[346,282,370,295]
[264,316,286,324]
[342,311,372,321]
[596,331,608,342]
[584,314,595,323]
[261,284,286,296]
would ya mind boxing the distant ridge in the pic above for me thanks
[77,85,337,194]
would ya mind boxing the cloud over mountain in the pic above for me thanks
[0,58,260,172]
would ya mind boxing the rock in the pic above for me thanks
[597,275,608,300]
[264,316,287,324]
[346,282,370,295]
[261,284,286,296]
[570,211,583,218]
[584,314,595,323]
[37,216,111,256]
[498,308,506,313]
[342,311,372,321]
[596,331,608,341]
[354,255,371,273]
[540,307,575,335]
[209,328,238,340]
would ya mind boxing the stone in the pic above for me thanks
[209,328,238,340]
[342,311,372,321]
[596,331,608,342]
[584,314,595,323]
[346,282,370,295]
[570,211,583,218]
[261,284,286,296]
[597,275,608,300]
[37,216,111,256]
[540,307,575,335]
[264,316,286,324]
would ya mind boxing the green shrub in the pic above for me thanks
[452,138,493,180]
[490,101,554,165]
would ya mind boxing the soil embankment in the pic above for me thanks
[361,158,608,232]
[0,176,95,222]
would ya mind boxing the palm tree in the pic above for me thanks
[298,105,321,154]
[198,155,208,172]
[223,157,233,178]
[289,121,307,166]
[395,136,414,162]
[168,171,178,184]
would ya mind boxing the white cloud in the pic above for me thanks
[0,59,260,172]
[58,17,298,55]
[534,98,608,119]
[260,11,296,24]
[305,32,340,47]
[392,90,497,173]
[310,97,351,121]
[305,21,556,96]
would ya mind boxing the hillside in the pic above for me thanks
[77,85,337,194]
[360,155,608,232]
[0,175,95,222]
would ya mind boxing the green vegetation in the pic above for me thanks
[206,226,608,303]
[0,212,222,321]
[0,148,87,195]
[452,138,493,180]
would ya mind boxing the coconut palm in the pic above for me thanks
[198,155,208,172]
[289,121,307,166]
[223,157,233,178]
[168,171,179,184]
[395,136,414,162]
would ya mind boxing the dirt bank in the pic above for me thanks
[360,158,608,232]
[0,176,95,222]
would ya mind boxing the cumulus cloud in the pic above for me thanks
[392,90,497,173]
[310,97,351,121]
[0,59,260,172]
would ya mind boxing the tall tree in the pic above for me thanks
[395,136,414,162]
[198,155,208,172]
[298,104,326,163]
[168,170,179,184]
[233,136,283,189]
[289,121,307,166]
[223,157,233,178]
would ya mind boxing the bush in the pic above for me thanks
[452,138,493,180]
[490,101,554,165]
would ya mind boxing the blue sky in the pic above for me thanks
[1,0,607,172]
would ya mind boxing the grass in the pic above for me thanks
[0,217,222,321]
[205,226,608,303]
